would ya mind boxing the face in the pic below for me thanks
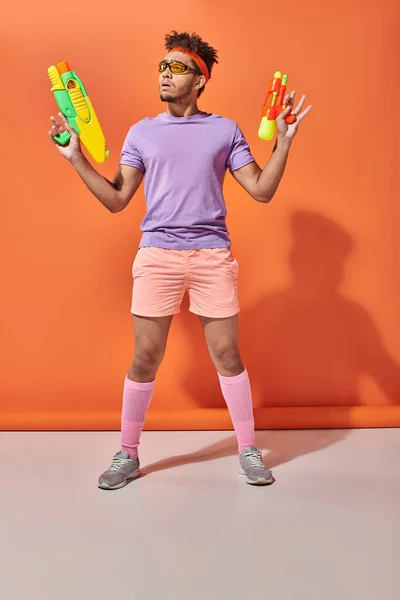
[159,51,203,103]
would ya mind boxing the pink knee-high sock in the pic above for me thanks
[218,368,256,452]
[120,376,155,458]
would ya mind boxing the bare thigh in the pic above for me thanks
[128,315,174,382]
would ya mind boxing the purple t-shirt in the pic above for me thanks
[120,111,255,249]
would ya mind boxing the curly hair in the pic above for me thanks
[164,30,218,96]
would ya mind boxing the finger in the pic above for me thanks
[297,104,312,121]
[277,105,292,120]
[50,116,65,133]
[292,95,306,116]
[289,90,295,105]
[48,130,61,144]
[52,125,64,139]
[58,112,73,131]
[283,93,290,105]
[59,114,77,138]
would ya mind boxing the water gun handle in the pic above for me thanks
[258,116,275,141]
[258,86,279,141]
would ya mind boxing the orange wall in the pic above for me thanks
[2,0,400,429]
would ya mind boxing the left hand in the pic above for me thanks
[276,91,312,141]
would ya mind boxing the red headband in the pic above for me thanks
[171,47,210,83]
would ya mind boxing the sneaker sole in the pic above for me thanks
[239,469,274,486]
[98,469,141,490]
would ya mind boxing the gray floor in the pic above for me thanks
[1,429,399,600]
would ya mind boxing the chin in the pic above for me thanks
[160,92,176,103]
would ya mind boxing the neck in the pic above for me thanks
[166,100,200,118]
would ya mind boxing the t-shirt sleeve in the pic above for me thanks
[226,124,255,174]
[120,126,145,172]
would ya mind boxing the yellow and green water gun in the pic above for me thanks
[47,61,109,163]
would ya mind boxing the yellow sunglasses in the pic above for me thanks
[158,60,200,76]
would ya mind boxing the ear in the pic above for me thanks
[195,74,206,90]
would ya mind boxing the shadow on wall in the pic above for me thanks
[179,210,400,408]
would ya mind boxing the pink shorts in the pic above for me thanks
[131,247,239,318]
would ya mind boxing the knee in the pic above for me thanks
[213,345,244,376]
[131,346,164,378]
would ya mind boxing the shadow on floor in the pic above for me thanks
[139,428,348,477]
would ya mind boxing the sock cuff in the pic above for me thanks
[218,368,248,385]
[125,376,155,391]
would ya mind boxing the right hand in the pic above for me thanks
[48,112,82,161]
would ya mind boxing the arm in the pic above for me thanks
[71,154,143,213]
[49,112,144,213]
[233,137,291,203]
[233,92,312,203]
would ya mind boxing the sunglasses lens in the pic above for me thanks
[169,62,188,74]
[158,61,190,75]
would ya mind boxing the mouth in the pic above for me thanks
[161,82,172,89]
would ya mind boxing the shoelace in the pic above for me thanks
[107,457,132,472]
[243,452,264,468]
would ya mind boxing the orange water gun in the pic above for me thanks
[258,71,297,141]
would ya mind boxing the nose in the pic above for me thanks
[161,74,172,86]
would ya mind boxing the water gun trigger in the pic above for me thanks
[285,114,297,125]
[54,129,72,146]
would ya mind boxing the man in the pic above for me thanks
[49,31,311,489]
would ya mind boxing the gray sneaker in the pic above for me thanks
[239,446,274,485]
[98,450,140,490]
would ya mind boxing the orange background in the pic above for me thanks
[2,0,400,430]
